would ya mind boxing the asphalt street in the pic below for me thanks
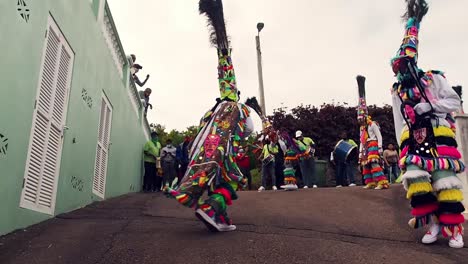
[1,186,467,264]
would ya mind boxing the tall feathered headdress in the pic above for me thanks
[199,0,239,102]
[391,0,429,76]
[245,97,272,130]
[356,75,368,121]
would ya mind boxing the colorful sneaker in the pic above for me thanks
[195,208,237,232]
[422,224,440,244]
[449,233,464,249]
[195,209,219,232]
[217,223,237,232]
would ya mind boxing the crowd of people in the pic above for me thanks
[142,132,191,193]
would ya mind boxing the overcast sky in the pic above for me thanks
[107,0,468,132]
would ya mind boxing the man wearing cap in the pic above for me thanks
[131,63,150,87]
[139,88,153,115]
[258,138,279,192]
[295,130,317,189]
[143,132,162,192]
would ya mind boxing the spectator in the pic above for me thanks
[131,63,150,87]
[236,147,252,190]
[333,132,358,188]
[275,142,285,188]
[139,88,153,115]
[143,132,162,192]
[258,138,279,192]
[383,143,400,183]
[294,130,317,188]
[176,136,191,183]
[161,139,177,187]
[130,54,136,64]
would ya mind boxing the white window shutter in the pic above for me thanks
[93,96,112,198]
[20,16,74,215]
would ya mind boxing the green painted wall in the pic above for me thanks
[0,0,149,235]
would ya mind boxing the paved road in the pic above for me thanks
[1,186,467,264]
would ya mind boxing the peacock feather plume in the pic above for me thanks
[356,75,366,99]
[245,97,263,117]
[402,0,429,23]
[199,0,230,51]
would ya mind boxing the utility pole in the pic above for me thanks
[256,22,266,115]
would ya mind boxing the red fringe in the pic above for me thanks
[437,146,462,159]
[439,214,465,225]
[411,203,438,217]
[364,178,375,184]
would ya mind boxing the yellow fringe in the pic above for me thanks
[438,189,463,202]
[367,154,380,160]
[434,126,455,138]
[400,126,455,145]
[400,130,410,145]
[407,182,433,199]
[378,180,389,186]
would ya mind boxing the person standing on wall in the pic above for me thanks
[295,130,317,189]
[139,88,153,115]
[143,132,162,192]
[161,139,177,187]
[131,63,150,87]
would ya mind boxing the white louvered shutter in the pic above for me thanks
[20,17,74,215]
[93,96,112,198]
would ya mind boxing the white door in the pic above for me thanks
[92,95,113,198]
[20,16,74,215]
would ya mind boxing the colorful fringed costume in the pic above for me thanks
[390,0,465,248]
[278,131,300,190]
[165,0,254,232]
[356,75,389,190]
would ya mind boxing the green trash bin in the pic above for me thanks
[315,160,327,187]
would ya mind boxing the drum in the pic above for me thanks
[262,154,274,166]
[334,140,357,163]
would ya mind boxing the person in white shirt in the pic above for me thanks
[390,0,465,248]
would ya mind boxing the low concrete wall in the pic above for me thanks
[455,114,468,214]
